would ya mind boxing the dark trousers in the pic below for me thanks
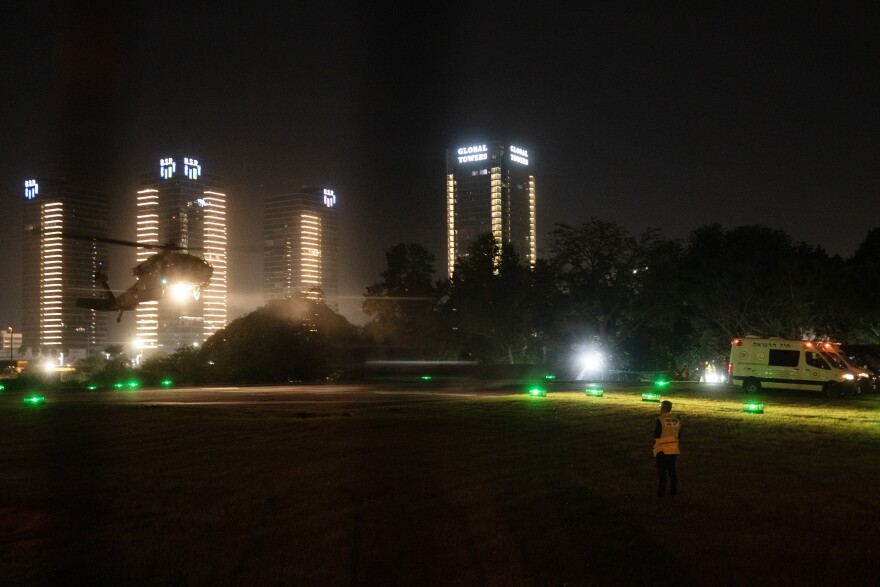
[656,452,677,496]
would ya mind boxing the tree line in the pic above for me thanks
[362,221,880,377]
[67,220,880,385]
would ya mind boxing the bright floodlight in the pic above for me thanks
[575,350,605,380]
[582,351,603,371]
[169,282,196,302]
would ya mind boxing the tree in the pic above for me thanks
[846,227,880,341]
[363,243,440,357]
[443,235,550,364]
[202,295,363,383]
[548,219,674,363]
[680,224,834,340]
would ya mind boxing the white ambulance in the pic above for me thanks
[728,336,857,397]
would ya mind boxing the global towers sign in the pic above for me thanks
[456,144,488,164]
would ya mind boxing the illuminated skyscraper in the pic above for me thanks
[135,155,227,350]
[21,179,108,358]
[264,186,339,307]
[446,141,536,277]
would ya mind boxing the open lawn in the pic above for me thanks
[2,383,880,586]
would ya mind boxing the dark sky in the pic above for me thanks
[2,1,878,337]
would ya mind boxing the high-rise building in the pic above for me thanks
[21,178,109,359]
[264,186,339,307]
[135,155,227,350]
[446,141,536,277]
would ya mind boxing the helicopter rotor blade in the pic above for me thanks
[59,232,162,249]
[59,232,202,252]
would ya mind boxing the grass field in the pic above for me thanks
[2,383,880,586]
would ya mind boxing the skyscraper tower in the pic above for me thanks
[21,178,109,359]
[446,141,536,277]
[264,186,339,307]
[135,155,227,350]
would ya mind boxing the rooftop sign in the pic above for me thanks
[25,179,38,200]
[456,144,488,164]
[510,145,529,165]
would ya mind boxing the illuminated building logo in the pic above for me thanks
[510,145,529,166]
[456,144,488,164]
[323,188,336,208]
[25,179,39,200]
[184,157,201,180]
[160,157,176,179]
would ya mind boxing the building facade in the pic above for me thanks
[264,186,339,307]
[446,141,536,277]
[21,179,109,359]
[135,155,227,350]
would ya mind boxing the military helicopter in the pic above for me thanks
[67,234,214,322]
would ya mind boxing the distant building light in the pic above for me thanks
[160,157,176,179]
[323,189,336,207]
[25,179,38,200]
[184,157,201,180]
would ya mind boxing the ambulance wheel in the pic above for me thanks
[742,378,761,394]
[823,382,843,399]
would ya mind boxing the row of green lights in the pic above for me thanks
[533,385,765,414]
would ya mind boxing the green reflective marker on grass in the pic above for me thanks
[24,395,45,405]
[743,402,765,414]
[642,392,661,402]
[529,387,547,397]
[421,375,432,381]
[127,380,139,389]
[0,383,5,392]
[114,382,124,389]
[585,387,604,397]
[161,379,173,387]
[654,379,670,389]
[87,385,97,391]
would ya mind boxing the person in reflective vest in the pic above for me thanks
[653,400,681,496]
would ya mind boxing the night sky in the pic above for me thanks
[2,1,878,338]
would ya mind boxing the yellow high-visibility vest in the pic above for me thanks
[653,413,681,457]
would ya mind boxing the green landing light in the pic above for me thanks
[642,392,662,402]
[127,380,139,389]
[544,374,556,380]
[0,383,5,392]
[87,384,97,391]
[114,382,124,389]
[24,395,45,405]
[585,387,604,397]
[161,379,173,387]
[528,387,547,397]
[654,379,670,389]
[421,375,432,381]
[743,402,765,414]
